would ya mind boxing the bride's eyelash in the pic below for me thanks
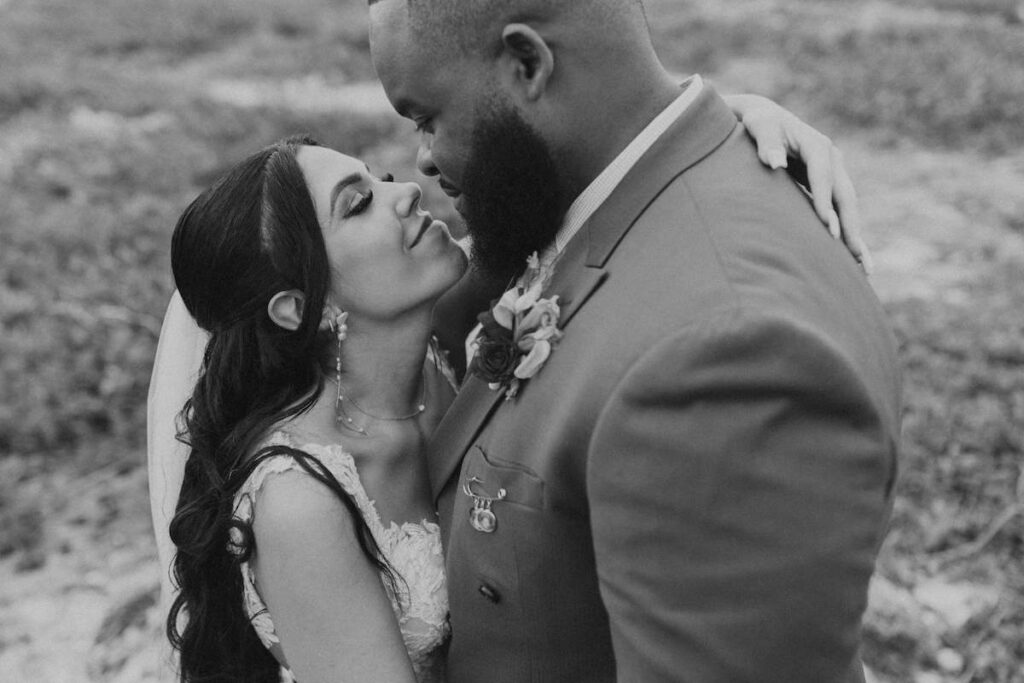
[346,190,373,217]
[342,173,391,218]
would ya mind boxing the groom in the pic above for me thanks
[369,1,901,682]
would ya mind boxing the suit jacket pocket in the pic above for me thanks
[463,445,545,511]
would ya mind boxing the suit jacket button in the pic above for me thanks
[478,583,501,603]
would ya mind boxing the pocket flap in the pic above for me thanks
[463,446,545,510]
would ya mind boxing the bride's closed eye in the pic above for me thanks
[340,173,393,218]
[344,189,374,218]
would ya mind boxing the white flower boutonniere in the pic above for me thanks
[469,252,563,399]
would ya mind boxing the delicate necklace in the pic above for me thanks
[332,372,427,436]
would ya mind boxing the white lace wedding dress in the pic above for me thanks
[231,431,450,683]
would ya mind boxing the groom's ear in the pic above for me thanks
[500,24,554,101]
[267,290,306,331]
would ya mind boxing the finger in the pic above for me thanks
[828,209,841,240]
[831,155,863,240]
[848,232,874,275]
[829,152,872,273]
[806,155,835,228]
[766,148,788,170]
[746,116,789,170]
[786,126,835,228]
[837,207,874,275]
[845,227,874,275]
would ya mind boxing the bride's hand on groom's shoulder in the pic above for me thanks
[725,92,873,275]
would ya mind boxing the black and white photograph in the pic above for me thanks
[1,0,1022,681]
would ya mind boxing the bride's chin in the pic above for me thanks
[436,234,470,279]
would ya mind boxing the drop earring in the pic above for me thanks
[326,310,366,435]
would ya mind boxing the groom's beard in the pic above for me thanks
[459,99,565,284]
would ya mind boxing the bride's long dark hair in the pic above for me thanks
[167,135,397,682]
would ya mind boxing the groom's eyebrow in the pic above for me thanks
[329,165,373,213]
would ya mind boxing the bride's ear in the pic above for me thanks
[267,290,306,331]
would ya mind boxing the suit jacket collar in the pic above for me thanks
[585,84,738,268]
[427,85,738,501]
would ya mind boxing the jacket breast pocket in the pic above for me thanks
[447,445,611,677]
[446,446,547,622]
[462,445,545,511]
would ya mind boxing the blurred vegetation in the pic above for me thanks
[651,0,1024,153]
[0,0,1021,680]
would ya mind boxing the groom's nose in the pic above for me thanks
[416,134,439,178]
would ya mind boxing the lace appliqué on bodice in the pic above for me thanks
[231,434,449,683]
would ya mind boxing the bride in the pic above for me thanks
[151,105,866,682]
[162,135,464,682]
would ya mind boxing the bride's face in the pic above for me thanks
[297,146,467,320]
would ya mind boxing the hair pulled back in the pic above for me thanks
[167,136,396,682]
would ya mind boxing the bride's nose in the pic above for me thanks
[395,182,423,217]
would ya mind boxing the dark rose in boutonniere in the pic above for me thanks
[472,310,519,387]
[468,252,563,399]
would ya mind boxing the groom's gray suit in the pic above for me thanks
[430,84,901,683]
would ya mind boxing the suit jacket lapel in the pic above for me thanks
[545,224,607,328]
[427,371,505,499]
[426,85,739,501]
[426,221,602,501]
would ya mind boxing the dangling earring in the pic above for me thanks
[323,309,363,433]
[319,306,346,338]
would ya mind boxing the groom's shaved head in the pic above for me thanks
[370,0,649,58]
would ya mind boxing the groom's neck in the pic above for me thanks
[552,63,686,207]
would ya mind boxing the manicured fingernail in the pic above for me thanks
[828,210,841,239]
[767,150,787,169]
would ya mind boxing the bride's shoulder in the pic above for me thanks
[245,461,358,539]
[237,432,363,506]
[236,432,372,536]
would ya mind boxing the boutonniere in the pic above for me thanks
[469,252,563,399]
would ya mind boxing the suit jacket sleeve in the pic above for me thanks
[587,308,894,683]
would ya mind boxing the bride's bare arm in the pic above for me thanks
[253,471,418,683]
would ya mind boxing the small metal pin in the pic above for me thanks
[463,477,507,533]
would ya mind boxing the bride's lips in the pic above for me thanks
[409,215,435,249]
